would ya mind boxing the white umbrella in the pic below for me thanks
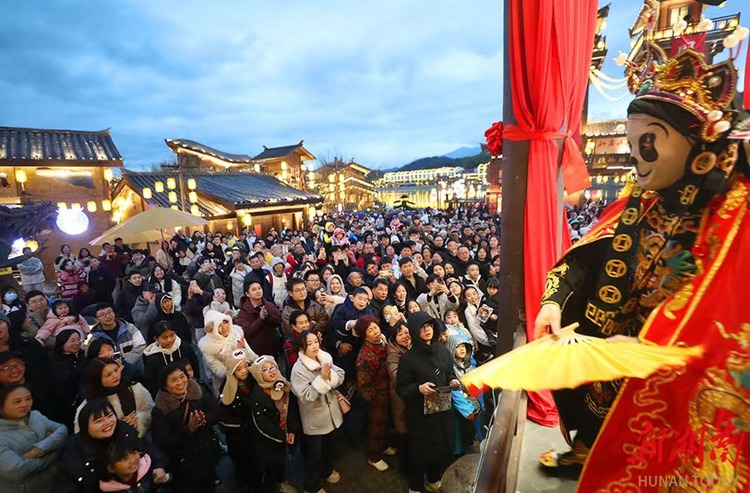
[89,207,209,246]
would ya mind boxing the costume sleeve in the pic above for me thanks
[540,244,605,310]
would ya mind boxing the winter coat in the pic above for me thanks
[183,290,213,329]
[0,411,68,493]
[192,269,223,292]
[290,349,345,436]
[151,379,221,480]
[48,349,86,432]
[152,293,192,345]
[416,291,460,321]
[386,337,409,435]
[198,310,258,380]
[36,312,90,342]
[130,297,157,338]
[59,269,84,298]
[17,256,45,287]
[330,297,373,381]
[217,380,254,465]
[246,384,302,472]
[124,260,151,279]
[87,266,116,304]
[237,297,282,358]
[229,266,249,309]
[89,319,147,370]
[280,298,330,339]
[115,283,144,324]
[396,275,426,302]
[53,422,166,493]
[74,382,154,438]
[356,336,389,403]
[396,311,456,468]
[269,272,288,309]
[143,336,194,396]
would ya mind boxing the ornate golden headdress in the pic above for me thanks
[626,43,738,142]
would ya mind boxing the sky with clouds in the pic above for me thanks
[0,1,747,170]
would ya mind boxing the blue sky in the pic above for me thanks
[0,1,747,170]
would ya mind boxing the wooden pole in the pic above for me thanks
[495,0,529,357]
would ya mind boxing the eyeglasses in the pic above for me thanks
[0,361,25,372]
[97,310,115,318]
[261,366,277,374]
[419,323,434,332]
[292,288,307,293]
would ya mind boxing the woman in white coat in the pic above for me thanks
[198,310,258,393]
[291,330,346,493]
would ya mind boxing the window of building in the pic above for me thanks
[669,6,691,26]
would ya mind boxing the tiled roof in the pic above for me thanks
[165,139,254,164]
[0,126,122,165]
[253,142,305,160]
[122,171,322,215]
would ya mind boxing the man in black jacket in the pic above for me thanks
[243,252,273,303]
[88,256,117,304]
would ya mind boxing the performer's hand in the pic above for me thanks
[534,303,562,339]
[606,335,640,344]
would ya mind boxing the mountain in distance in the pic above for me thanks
[396,148,490,172]
[442,146,482,159]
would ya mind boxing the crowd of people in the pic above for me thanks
[0,202,603,493]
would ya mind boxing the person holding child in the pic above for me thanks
[35,299,90,349]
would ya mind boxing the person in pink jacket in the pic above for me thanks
[58,259,84,298]
[35,300,90,348]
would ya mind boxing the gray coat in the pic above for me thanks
[290,349,345,436]
[0,411,68,493]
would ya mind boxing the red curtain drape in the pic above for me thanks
[506,0,596,426]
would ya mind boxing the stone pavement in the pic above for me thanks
[515,420,578,493]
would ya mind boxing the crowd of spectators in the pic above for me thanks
[0,201,604,493]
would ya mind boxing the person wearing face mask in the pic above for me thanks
[533,40,750,487]
[1,288,26,334]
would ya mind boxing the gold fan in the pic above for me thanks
[461,323,702,392]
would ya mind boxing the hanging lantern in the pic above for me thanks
[328,184,335,192]
[308,172,315,181]
[281,161,288,171]
[329,174,336,183]
[154,181,164,193]
[170,205,179,210]
[166,178,176,190]
[70,203,81,210]
[226,221,234,231]
[14,170,27,183]
[57,202,67,210]
[168,191,178,203]
[187,178,196,190]
[103,169,114,182]
[254,163,261,173]
[101,199,112,211]
[86,201,97,212]
[190,205,200,215]
[308,207,316,219]
[188,191,198,203]
[339,174,344,182]
[339,182,345,191]
[142,187,152,199]
[242,214,252,226]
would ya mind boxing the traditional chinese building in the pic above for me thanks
[581,119,631,203]
[110,171,323,237]
[313,159,375,211]
[0,126,123,279]
[251,141,317,190]
[627,0,740,64]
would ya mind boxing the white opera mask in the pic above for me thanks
[626,113,694,191]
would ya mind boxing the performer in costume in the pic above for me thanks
[534,39,750,489]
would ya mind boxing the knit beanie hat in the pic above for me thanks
[220,348,252,405]
[249,355,290,401]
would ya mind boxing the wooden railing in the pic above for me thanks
[473,328,528,493]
